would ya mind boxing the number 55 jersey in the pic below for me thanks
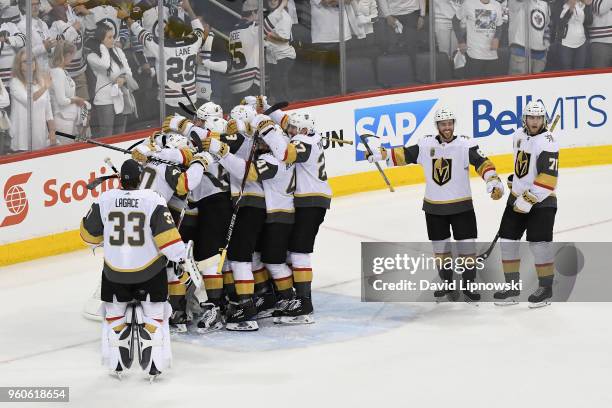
[228,20,260,94]
[80,188,186,284]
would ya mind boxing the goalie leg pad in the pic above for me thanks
[101,301,132,372]
[136,301,173,374]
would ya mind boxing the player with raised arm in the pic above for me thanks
[127,0,208,116]
[366,107,505,303]
[493,101,559,308]
[80,159,200,381]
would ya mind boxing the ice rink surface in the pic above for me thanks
[1,165,611,408]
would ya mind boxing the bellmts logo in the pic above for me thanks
[473,94,607,137]
[1,172,32,228]
[354,99,438,160]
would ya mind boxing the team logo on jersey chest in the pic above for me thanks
[515,151,531,178]
[432,158,452,186]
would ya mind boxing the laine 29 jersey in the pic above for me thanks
[508,127,559,208]
[80,188,185,285]
[228,21,261,94]
[131,19,205,107]
[387,135,498,215]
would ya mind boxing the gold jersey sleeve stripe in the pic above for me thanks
[79,220,103,244]
[390,147,407,166]
[247,163,259,182]
[533,173,557,190]
[154,228,182,250]
[476,159,496,178]
[284,143,297,164]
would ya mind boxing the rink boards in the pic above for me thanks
[1,69,612,265]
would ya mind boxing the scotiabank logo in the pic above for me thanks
[1,172,32,228]
[43,167,120,207]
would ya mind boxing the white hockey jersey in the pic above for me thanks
[83,5,120,43]
[131,19,205,107]
[508,0,550,51]
[286,132,332,209]
[0,22,25,90]
[196,32,214,101]
[508,127,559,209]
[221,132,266,208]
[80,188,186,284]
[49,17,86,77]
[387,135,499,215]
[589,0,612,44]
[139,4,170,59]
[228,20,261,94]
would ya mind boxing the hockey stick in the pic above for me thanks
[56,131,187,169]
[359,134,394,192]
[216,101,290,273]
[477,114,561,261]
[323,137,354,145]
[181,87,197,113]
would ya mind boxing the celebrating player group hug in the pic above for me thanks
[78,94,558,381]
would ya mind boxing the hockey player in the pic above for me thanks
[202,115,295,331]
[493,101,559,308]
[127,0,208,116]
[132,131,216,332]
[228,0,261,106]
[80,158,200,380]
[366,107,505,302]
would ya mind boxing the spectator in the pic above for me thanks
[453,0,504,78]
[507,0,551,74]
[50,40,89,142]
[310,0,352,98]
[265,0,296,103]
[552,0,593,70]
[10,48,55,152]
[588,0,612,67]
[0,77,9,155]
[17,0,56,73]
[47,0,89,101]
[0,4,26,93]
[87,21,134,137]
[378,0,426,68]
[351,0,379,59]
[434,0,459,58]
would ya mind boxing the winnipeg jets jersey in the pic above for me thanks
[0,22,25,90]
[508,0,550,51]
[83,5,120,43]
[508,127,559,208]
[50,18,86,77]
[228,21,261,94]
[139,4,170,59]
[131,19,205,107]
[80,188,186,284]
[286,132,332,209]
[388,135,498,215]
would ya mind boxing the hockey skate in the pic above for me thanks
[462,289,481,305]
[274,296,314,325]
[272,298,292,323]
[169,310,190,334]
[254,291,276,319]
[196,303,224,334]
[493,289,520,306]
[528,286,552,309]
[225,298,259,331]
[434,286,459,303]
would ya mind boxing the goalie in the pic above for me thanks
[79,159,200,381]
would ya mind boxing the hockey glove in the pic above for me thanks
[513,190,538,213]
[191,152,216,172]
[162,114,193,136]
[203,137,229,158]
[366,147,388,163]
[486,175,504,200]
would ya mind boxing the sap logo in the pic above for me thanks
[0,172,32,228]
[354,99,438,160]
[474,95,607,138]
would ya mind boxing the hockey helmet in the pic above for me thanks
[288,112,315,134]
[522,101,548,127]
[433,107,456,124]
[230,104,257,124]
[197,101,223,121]
[205,116,228,134]
[165,132,189,149]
